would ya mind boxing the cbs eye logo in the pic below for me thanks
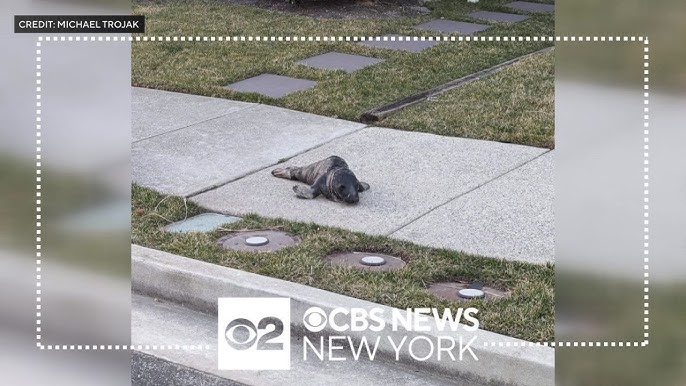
[224,317,284,351]
[218,297,291,370]
[303,307,328,332]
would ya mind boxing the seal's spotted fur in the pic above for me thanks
[271,156,370,204]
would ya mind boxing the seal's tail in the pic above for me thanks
[271,166,297,180]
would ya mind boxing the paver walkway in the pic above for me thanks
[468,11,530,23]
[223,3,544,100]
[297,52,384,73]
[133,88,554,264]
[505,1,555,14]
[225,74,317,98]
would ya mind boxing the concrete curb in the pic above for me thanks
[132,351,249,386]
[132,245,553,386]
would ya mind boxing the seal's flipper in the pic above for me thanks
[293,185,320,199]
[357,181,370,192]
[272,166,299,180]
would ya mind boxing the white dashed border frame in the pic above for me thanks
[35,35,649,351]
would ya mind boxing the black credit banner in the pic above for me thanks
[15,15,145,33]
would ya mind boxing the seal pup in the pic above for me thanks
[271,156,370,204]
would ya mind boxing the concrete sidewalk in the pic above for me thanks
[194,128,546,235]
[392,152,554,264]
[133,88,554,264]
[133,88,365,197]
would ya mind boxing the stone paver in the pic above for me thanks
[133,103,366,197]
[132,87,253,142]
[297,52,384,73]
[414,19,490,35]
[358,34,439,53]
[225,74,316,98]
[164,213,241,233]
[468,11,530,23]
[193,128,545,235]
[505,1,555,13]
[392,151,554,264]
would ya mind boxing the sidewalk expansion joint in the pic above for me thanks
[132,104,259,144]
[184,124,371,199]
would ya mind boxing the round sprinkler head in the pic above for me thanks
[427,281,509,302]
[217,230,300,252]
[360,255,387,266]
[457,288,486,299]
[327,251,405,271]
[245,236,269,247]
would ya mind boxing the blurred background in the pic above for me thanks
[556,0,686,384]
[0,0,132,385]
[1,0,684,385]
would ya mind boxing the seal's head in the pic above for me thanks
[329,168,360,204]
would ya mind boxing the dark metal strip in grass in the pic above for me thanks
[360,47,554,123]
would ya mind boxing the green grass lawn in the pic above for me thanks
[382,49,554,148]
[132,0,554,146]
[132,184,554,341]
